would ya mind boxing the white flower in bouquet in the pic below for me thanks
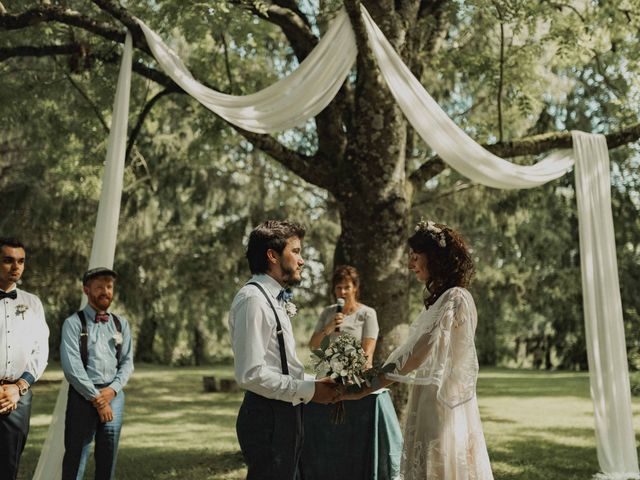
[312,333,367,387]
[311,333,369,424]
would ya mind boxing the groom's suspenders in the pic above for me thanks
[247,282,289,375]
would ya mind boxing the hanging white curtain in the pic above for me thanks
[358,6,575,189]
[29,6,637,479]
[359,6,639,477]
[136,10,356,134]
[573,131,640,480]
[33,32,133,480]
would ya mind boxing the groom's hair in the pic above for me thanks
[246,220,306,274]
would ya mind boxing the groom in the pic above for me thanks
[229,220,337,480]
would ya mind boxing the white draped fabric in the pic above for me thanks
[34,6,638,479]
[136,10,356,134]
[33,32,133,480]
[573,131,640,479]
[359,6,576,189]
[359,6,638,476]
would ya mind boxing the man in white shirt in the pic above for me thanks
[0,237,49,480]
[229,220,337,480]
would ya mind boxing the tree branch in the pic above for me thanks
[493,1,505,142]
[93,0,336,186]
[219,33,235,94]
[0,43,84,62]
[229,0,317,61]
[229,125,332,189]
[0,36,329,189]
[126,88,176,160]
[61,67,110,132]
[237,3,350,185]
[412,180,477,207]
[417,0,451,57]
[0,39,180,92]
[409,123,640,188]
[0,4,125,43]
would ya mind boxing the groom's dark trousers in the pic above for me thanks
[236,391,304,480]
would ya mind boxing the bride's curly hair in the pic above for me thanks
[408,221,475,309]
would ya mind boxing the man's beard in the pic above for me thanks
[92,295,112,311]
[281,264,302,286]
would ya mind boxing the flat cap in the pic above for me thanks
[82,267,117,285]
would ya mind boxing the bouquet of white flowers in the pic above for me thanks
[312,333,368,423]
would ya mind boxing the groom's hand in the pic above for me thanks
[311,382,340,404]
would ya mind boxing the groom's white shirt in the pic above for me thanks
[229,273,315,405]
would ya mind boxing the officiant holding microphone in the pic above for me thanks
[309,265,378,368]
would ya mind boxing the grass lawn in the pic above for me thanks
[18,365,640,479]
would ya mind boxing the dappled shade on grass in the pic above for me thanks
[18,365,639,480]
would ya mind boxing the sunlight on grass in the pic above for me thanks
[17,365,640,480]
[477,368,640,480]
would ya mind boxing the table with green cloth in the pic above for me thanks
[301,389,403,480]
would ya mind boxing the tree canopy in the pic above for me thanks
[1,0,639,370]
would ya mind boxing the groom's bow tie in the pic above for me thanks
[277,288,294,303]
[0,290,17,300]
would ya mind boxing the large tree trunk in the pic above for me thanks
[135,311,158,363]
[335,187,411,363]
[335,191,413,414]
[193,322,206,366]
[326,0,418,414]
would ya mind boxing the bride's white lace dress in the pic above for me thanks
[384,287,493,480]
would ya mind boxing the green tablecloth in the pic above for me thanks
[301,389,403,480]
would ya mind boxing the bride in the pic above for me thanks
[341,220,493,480]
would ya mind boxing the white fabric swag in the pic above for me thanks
[35,7,638,480]
[137,9,357,134]
[573,131,640,479]
[33,32,133,480]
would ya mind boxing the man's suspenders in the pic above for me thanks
[76,310,122,369]
[246,282,289,375]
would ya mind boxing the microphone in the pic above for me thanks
[335,298,345,332]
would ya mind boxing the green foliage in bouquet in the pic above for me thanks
[312,334,397,423]
[312,333,368,386]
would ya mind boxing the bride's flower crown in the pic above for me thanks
[415,219,447,248]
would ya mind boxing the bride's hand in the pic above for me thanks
[336,386,371,402]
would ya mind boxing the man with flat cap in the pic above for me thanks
[60,267,134,480]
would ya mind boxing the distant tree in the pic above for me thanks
[1,1,639,374]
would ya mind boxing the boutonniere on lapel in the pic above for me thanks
[15,304,29,319]
[284,301,298,318]
[278,288,297,317]
[113,332,123,346]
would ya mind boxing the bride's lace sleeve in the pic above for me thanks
[383,287,479,408]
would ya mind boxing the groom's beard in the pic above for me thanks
[281,264,302,286]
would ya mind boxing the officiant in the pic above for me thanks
[302,265,400,480]
[309,265,378,367]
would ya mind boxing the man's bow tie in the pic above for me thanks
[277,288,294,303]
[0,290,17,300]
[95,313,110,323]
